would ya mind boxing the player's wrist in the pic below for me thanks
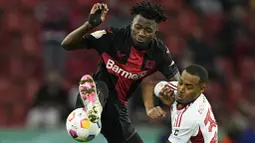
[84,22,96,29]
[145,106,155,113]
[88,11,102,27]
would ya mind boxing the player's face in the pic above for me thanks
[176,70,205,104]
[131,15,158,46]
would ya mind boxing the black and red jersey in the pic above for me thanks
[82,26,178,105]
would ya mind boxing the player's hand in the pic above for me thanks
[159,85,175,106]
[146,106,166,120]
[88,3,109,27]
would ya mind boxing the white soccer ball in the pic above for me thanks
[66,108,102,142]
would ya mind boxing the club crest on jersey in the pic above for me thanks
[106,59,147,80]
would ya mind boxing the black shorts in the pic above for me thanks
[75,81,140,143]
[100,99,138,143]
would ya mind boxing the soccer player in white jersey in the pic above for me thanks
[154,64,218,143]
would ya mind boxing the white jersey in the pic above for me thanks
[166,81,218,143]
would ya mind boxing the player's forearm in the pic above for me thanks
[142,80,157,111]
[61,22,95,50]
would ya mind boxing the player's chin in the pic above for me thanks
[175,97,185,104]
[134,39,149,46]
[134,40,145,46]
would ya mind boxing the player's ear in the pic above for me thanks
[199,83,206,93]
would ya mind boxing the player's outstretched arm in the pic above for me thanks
[142,72,179,120]
[142,75,166,120]
[61,3,109,51]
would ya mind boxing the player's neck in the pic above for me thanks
[134,44,149,51]
[176,103,188,110]
[176,94,202,110]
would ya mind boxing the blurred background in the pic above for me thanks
[0,0,254,143]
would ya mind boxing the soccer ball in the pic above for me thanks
[66,108,102,142]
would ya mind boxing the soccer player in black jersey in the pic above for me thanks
[61,1,180,143]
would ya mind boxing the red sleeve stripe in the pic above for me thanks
[167,82,177,90]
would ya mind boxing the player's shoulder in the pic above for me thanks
[90,27,122,37]
[106,26,131,36]
[152,38,170,54]
[148,38,172,61]
[190,95,212,120]
[172,103,198,126]
[106,27,123,34]
[108,26,131,41]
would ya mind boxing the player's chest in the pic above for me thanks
[171,105,192,128]
[102,46,157,73]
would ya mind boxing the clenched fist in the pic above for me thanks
[146,106,166,120]
[158,85,175,106]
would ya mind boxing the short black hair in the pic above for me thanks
[184,64,209,83]
[130,0,167,23]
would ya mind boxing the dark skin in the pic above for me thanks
[130,15,158,46]
[176,70,205,105]
[131,14,170,120]
[61,3,109,50]
[159,70,206,107]
[159,70,206,143]
[61,2,180,120]
[132,15,181,120]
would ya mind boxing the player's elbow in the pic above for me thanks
[61,40,71,51]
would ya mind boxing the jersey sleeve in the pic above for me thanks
[168,122,199,143]
[156,43,179,79]
[199,107,218,143]
[81,27,114,53]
